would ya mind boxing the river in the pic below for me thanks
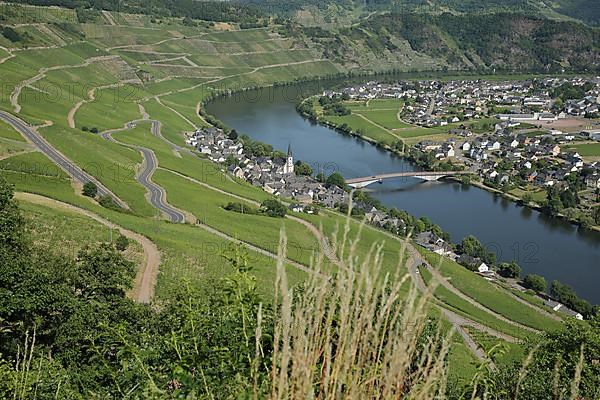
[205,79,600,304]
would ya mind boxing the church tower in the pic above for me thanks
[283,143,294,174]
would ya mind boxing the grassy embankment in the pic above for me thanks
[417,247,564,332]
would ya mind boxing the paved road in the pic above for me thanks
[0,110,128,209]
[150,120,194,156]
[102,123,186,223]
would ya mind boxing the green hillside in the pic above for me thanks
[0,3,598,398]
[289,12,600,72]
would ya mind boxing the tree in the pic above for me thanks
[560,188,579,208]
[294,161,313,176]
[98,195,120,210]
[225,154,238,167]
[493,315,600,399]
[593,206,600,225]
[74,243,135,300]
[261,199,287,218]
[1,26,22,42]
[82,181,98,198]
[550,280,594,317]
[316,172,326,183]
[497,261,521,279]
[228,129,238,140]
[326,172,347,190]
[115,235,129,251]
[0,177,25,253]
[523,274,547,292]
[459,235,484,257]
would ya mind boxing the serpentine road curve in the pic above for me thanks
[101,120,186,223]
[0,110,129,209]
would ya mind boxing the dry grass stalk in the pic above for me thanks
[266,217,451,400]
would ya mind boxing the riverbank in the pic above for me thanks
[465,178,600,233]
[297,93,600,234]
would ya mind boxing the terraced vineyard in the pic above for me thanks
[0,4,576,391]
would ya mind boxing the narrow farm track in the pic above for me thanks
[67,79,141,129]
[195,216,320,276]
[107,27,281,51]
[0,46,14,65]
[0,110,129,209]
[407,254,498,363]
[160,168,343,269]
[14,192,160,304]
[101,121,186,223]
[343,217,525,361]
[10,55,120,113]
[410,248,539,334]
[154,97,198,129]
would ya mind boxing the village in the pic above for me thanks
[324,77,600,226]
[327,77,600,128]
[185,127,349,211]
[184,120,590,321]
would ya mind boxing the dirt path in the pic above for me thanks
[160,168,342,268]
[67,79,140,128]
[0,148,35,161]
[408,246,538,333]
[154,96,198,129]
[0,46,14,65]
[354,112,403,141]
[11,55,120,113]
[14,192,161,304]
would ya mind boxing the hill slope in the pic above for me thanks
[286,12,600,72]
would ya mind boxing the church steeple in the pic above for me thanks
[284,143,294,174]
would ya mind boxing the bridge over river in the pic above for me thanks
[346,171,470,188]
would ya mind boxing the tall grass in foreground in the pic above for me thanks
[261,226,451,399]
[1,220,589,399]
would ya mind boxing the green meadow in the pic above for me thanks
[417,247,563,332]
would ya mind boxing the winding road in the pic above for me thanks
[0,110,129,209]
[101,120,186,223]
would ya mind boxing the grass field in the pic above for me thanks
[418,265,534,339]
[357,109,412,130]
[464,327,524,366]
[323,114,398,144]
[19,200,144,264]
[564,142,600,158]
[0,152,67,178]
[0,119,31,157]
[0,121,25,143]
[417,247,564,332]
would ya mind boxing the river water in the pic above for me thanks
[205,80,600,303]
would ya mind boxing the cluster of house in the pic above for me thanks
[416,128,600,191]
[325,77,600,128]
[415,232,585,320]
[415,232,495,278]
[185,128,349,210]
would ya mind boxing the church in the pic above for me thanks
[283,143,294,174]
